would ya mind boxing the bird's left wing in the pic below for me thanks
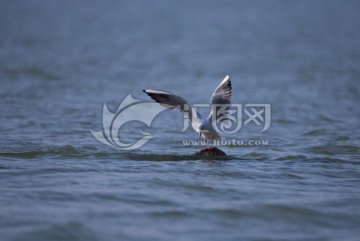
[143,89,200,126]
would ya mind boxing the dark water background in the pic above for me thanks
[1,1,360,240]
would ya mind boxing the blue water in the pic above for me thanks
[1,1,360,240]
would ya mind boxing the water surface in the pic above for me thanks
[1,1,360,240]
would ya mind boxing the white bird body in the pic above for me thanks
[196,117,223,141]
[144,75,232,143]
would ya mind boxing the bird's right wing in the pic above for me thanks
[208,75,232,121]
[143,89,200,127]
[210,75,232,105]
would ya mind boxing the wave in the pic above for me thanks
[0,145,84,158]
[0,145,234,161]
[0,144,358,164]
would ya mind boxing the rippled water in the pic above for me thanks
[1,1,360,240]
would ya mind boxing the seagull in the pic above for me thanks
[143,75,232,143]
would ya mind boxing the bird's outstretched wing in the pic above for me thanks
[143,89,200,126]
[210,75,232,105]
[208,75,232,121]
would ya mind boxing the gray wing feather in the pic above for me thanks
[210,75,232,105]
[143,89,200,124]
[209,75,232,121]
